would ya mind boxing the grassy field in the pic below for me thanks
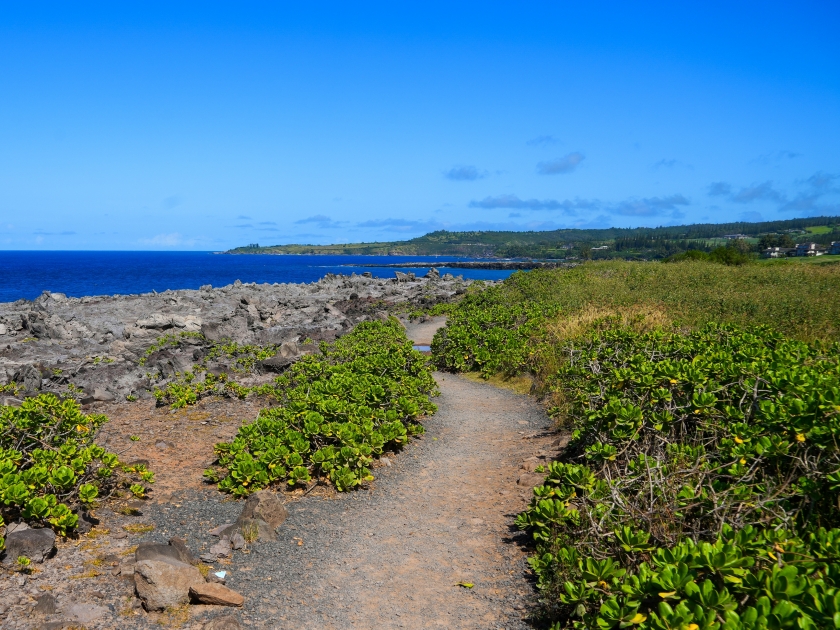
[759,253,840,265]
[477,259,840,343]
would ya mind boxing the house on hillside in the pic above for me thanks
[762,246,795,258]
[794,242,827,257]
[723,234,749,240]
[591,245,609,251]
[830,241,840,255]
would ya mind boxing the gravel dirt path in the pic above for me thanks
[3,357,563,629]
[130,373,561,630]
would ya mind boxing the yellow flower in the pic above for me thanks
[740,458,747,465]
[796,433,806,442]
[75,424,89,433]
[734,436,744,444]
[669,379,678,384]
[688,625,700,630]
[598,580,609,589]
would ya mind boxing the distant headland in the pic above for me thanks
[225,216,840,260]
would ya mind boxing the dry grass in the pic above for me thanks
[543,303,672,342]
[531,304,674,409]
[496,261,840,344]
[160,604,191,627]
[83,527,111,539]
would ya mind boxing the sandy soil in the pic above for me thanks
[94,396,263,499]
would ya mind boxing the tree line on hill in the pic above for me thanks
[228,216,840,260]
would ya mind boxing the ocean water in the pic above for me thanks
[0,251,515,303]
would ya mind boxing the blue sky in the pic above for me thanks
[1,1,839,250]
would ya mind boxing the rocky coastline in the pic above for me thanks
[349,260,577,270]
[0,269,479,405]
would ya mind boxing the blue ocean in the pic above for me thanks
[0,251,515,303]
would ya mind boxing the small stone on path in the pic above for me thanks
[190,582,245,607]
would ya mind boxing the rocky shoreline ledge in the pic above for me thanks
[0,269,480,406]
[348,260,577,270]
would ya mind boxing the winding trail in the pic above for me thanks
[148,373,562,630]
[280,374,558,629]
[60,319,564,629]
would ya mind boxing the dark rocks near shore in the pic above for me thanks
[354,260,577,270]
[0,273,484,404]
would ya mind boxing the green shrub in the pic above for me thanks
[431,264,840,628]
[0,394,150,545]
[141,332,284,408]
[432,286,559,377]
[664,246,752,266]
[205,319,438,495]
[434,261,840,345]
[513,323,840,627]
[662,249,711,263]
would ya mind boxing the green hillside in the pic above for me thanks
[227,216,840,259]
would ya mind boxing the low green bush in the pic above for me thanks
[664,246,752,266]
[146,333,289,408]
[515,323,840,628]
[0,395,151,549]
[432,287,559,377]
[204,319,438,495]
[431,264,840,629]
[433,262,840,345]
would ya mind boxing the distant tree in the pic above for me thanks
[709,245,751,265]
[758,233,795,250]
[663,250,710,263]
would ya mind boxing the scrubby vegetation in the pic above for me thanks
[138,331,296,408]
[228,216,840,259]
[433,261,840,353]
[432,260,840,629]
[203,319,438,495]
[0,395,152,550]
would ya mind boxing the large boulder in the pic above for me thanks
[235,490,288,541]
[239,490,288,529]
[32,593,57,615]
[21,364,43,393]
[219,490,288,543]
[135,539,198,566]
[134,559,204,611]
[1,528,56,566]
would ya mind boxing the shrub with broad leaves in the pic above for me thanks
[0,394,151,546]
[205,319,438,495]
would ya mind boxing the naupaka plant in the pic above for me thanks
[0,394,152,545]
[205,319,438,495]
[513,322,840,628]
